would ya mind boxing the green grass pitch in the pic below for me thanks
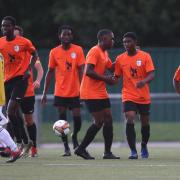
[1,145,180,180]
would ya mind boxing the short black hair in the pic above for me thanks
[123,32,137,41]
[2,16,16,26]
[15,25,23,35]
[58,25,74,36]
[97,29,112,41]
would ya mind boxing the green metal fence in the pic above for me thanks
[37,47,180,94]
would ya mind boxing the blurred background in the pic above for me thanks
[0,0,180,144]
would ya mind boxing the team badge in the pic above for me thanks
[14,45,20,52]
[136,60,142,66]
[71,52,76,59]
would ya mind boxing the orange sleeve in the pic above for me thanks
[174,66,180,81]
[106,58,113,68]
[86,48,98,65]
[25,39,36,54]
[48,50,56,68]
[114,57,122,77]
[145,53,155,73]
[77,47,85,66]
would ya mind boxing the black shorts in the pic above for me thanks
[123,101,150,115]
[54,96,80,109]
[4,76,28,104]
[83,98,111,113]
[20,96,35,114]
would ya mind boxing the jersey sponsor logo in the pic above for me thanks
[130,67,138,78]
[71,52,76,59]
[66,61,72,70]
[136,60,142,66]
[8,53,15,62]
[14,45,20,52]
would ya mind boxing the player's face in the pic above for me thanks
[60,29,73,45]
[123,37,136,52]
[103,33,115,50]
[1,20,14,36]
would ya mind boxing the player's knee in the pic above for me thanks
[94,120,103,128]
[125,112,136,123]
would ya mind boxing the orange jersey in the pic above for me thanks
[48,44,85,97]
[115,50,155,104]
[174,66,180,81]
[24,70,35,97]
[80,45,112,99]
[0,36,35,82]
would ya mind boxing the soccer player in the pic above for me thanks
[114,32,155,159]
[0,52,22,163]
[0,16,39,157]
[74,29,119,160]
[14,25,44,157]
[41,25,85,156]
[173,66,180,93]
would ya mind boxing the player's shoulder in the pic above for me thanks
[137,50,151,57]
[71,43,83,50]
[50,45,60,53]
[15,36,33,45]
[0,36,6,43]
[116,52,127,61]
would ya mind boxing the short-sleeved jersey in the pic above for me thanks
[48,44,85,97]
[174,66,180,81]
[115,50,155,104]
[0,36,35,82]
[0,53,5,105]
[24,69,35,97]
[80,45,112,99]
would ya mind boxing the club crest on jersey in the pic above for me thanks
[14,45,20,52]
[71,52,76,59]
[136,60,142,66]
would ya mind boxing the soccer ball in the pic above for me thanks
[53,120,70,137]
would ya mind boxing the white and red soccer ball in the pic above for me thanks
[53,120,70,137]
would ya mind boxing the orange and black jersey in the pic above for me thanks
[0,36,35,82]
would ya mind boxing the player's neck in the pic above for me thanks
[98,44,106,51]
[61,43,71,50]
[127,49,137,56]
[6,34,16,41]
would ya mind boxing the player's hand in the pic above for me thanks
[136,80,146,88]
[33,80,40,89]
[105,75,116,85]
[41,94,47,105]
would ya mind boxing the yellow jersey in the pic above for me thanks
[0,53,5,105]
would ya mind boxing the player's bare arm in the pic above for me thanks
[173,79,180,94]
[41,68,54,104]
[33,60,44,89]
[136,70,155,88]
[78,64,84,83]
[86,63,115,84]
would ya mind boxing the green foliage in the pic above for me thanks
[0,0,180,48]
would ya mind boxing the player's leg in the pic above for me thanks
[139,104,151,158]
[58,106,71,156]
[74,99,105,160]
[21,96,37,157]
[71,97,82,149]
[7,76,32,157]
[54,96,71,156]
[0,126,22,163]
[71,108,81,149]
[123,101,138,159]
[103,107,120,159]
